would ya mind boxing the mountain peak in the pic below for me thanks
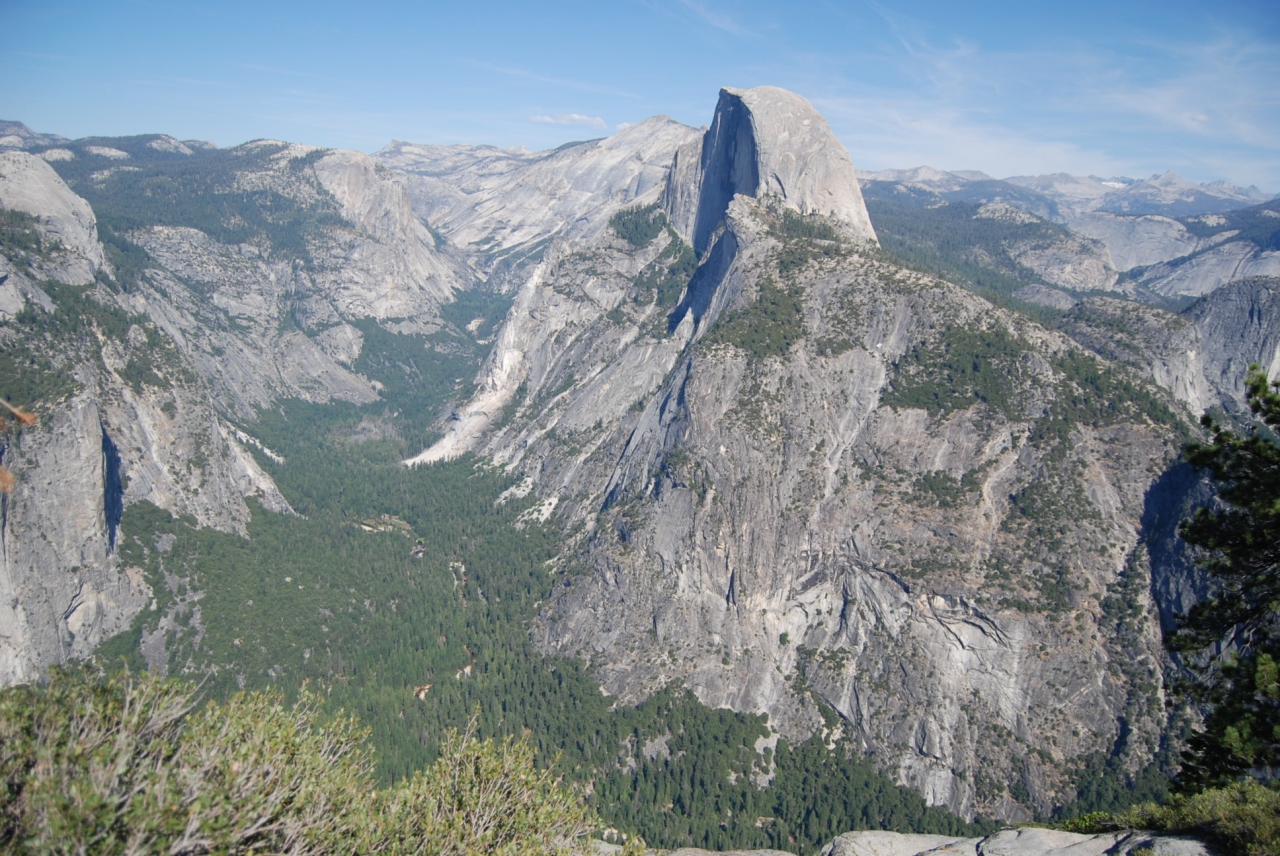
[687,86,876,253]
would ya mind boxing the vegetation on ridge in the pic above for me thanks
[1056,368,1280,853]
[1172,366,1280,788]
[0,668,593,855]
[1061,780,1280,856]
[609,202,666,249]
[702,274,805,359]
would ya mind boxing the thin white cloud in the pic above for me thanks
[529,113,608,129]
[815,94,1131,180]
[777,19,1280,189]
[239,63,339,84]
[678,0,750,36]
[1075,34,1280,148]
[469,61,640,99]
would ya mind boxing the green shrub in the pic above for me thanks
[764,206,849,279]
[0,209,46,273]
[609,203,666,249]
[768,207,844,243]
[882,323,1025,418]
[1060,781,1280,856]
[0,669,594,855]
[362,720,593,855]
[703,276,805,360]
[632,232,696,308]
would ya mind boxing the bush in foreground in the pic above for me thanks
[0,669,593,855]
[1061,780,1280,856]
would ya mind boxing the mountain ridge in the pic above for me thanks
[1,87,1278,831]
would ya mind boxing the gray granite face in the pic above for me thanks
[377,116,704,288]
[591,828,1212,856]
[0,151,105,286]
[407,181,1193,819]
[1,87,1275,827]
[0,139,476,683]
[823,828,1211,856]
[695,87,878,251]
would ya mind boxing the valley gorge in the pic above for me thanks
[1,85,1277,851]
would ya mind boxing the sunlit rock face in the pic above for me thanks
[5,85,1275,824]
[401,87,1201,821]
[0,151,105,286]
[689,86,877,253]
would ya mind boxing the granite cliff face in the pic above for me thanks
[377,117,702,285]
[820,828,1210,856]
[0,152,105,289]
[678,87,878,252]
[2,89,1275,826]
[0,135,478,683]
[400,87,1197,820]
[1055,277,1280,419]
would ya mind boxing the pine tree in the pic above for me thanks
[1174,366,1280,787]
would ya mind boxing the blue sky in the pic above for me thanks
[3,0,1278,189]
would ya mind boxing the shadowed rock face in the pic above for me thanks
[691,87,877,253]
[693,90,760,254]
[1187,276,1280,411]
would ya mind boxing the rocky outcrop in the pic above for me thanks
[1135,242,1280,299]
[1066,212,1211,272]
[1056,277,1280,419]
[312,149,464,317]
[823,828,1209,856]
[0,297,299,682]
[0,150,105,286]
[401,88,1199,820]
[1185,276,1280,413]
[405,226,700,467]
[0,400,146,685]
[1002,230,1118,293]
[126,225,381,413]
[378,117,702,279]
[601,829,1209,855]
[684,87,877,252]
[1055,299,1214,414]
[0,120,69,151]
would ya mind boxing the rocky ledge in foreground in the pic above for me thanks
[640,827,1211,856]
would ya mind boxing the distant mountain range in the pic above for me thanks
[2,95,1278,837]
[862,165,1273,219]
[860,166,1280,303]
